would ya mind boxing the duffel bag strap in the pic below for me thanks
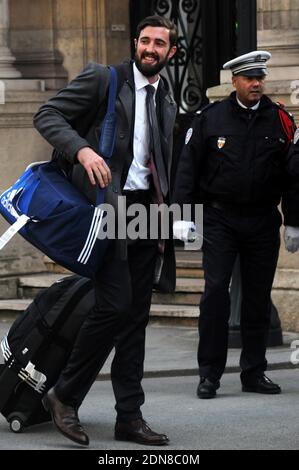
[0,196,62,251]
[98,66,117,160]
[0,214,30,250]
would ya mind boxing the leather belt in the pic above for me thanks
[207,200,276,216]
[122,189,151,204]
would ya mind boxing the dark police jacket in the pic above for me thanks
[174,91,299,225]
[33,60,177,292]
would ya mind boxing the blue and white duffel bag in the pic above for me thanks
[0,161,109,278]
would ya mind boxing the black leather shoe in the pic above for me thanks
[242,374,281,394]
[115,419,169,446]
[197,377,220,399]
[42,387,89,446]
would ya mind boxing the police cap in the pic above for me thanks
[223,50,271,77]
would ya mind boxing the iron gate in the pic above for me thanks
[153,0,204,113]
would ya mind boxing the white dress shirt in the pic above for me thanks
[236,96,260,110]
[123,63,160,190]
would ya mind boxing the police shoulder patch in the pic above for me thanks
[275,101,295,121]
[185,128,193,145]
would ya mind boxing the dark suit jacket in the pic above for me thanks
[34,60,177,292]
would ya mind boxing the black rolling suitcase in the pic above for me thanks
[0,275,94,433]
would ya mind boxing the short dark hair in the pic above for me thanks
[136,15,178,48]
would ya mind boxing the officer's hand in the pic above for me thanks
[173,221,196,242]
[77,147,112,188]
[284,226,299,253]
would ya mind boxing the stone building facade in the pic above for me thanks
[0,0,298,328]
[0,0,131,275]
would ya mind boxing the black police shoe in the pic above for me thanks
[241,374,281,394]
[197,377,220,399]
[115,419,169,446]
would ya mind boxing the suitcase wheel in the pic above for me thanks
[9,417,24,433]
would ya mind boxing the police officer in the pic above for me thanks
[173,51,298,398]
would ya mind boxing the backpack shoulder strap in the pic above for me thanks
[112,62,129,95]
[98,66,119,162]
[106,66,117,114]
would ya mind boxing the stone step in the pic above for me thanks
[0,276,19,299]
[17,273,205,303]
[153,278,204,305]
[176,250,203,278]
[43,251,204,278]
[42,252,203,276]
[150,304,199,326]
[176,267,204,279]
[0,299,199,325]
[43,257,72,275]
[2,268,299,330]
[16,268,299,296]
[273,269,299,290]
[0,299,31,320]
[2,286,299,332]
[176,278,205,292]
[43,262,204,279]
[17,273,71,299]
[42,255,299,285]
[152,292,201,306]
[175,250,202,267]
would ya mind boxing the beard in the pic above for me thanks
[134,50,169,77]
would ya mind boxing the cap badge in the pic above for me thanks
[217,137,226,149]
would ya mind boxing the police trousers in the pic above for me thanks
[198,204,281,381]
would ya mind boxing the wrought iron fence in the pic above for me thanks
[153,0,204,113]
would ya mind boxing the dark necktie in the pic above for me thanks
[145,84,168,197]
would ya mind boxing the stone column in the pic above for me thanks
[257,0,299,70]
[9,0,68,89]
[0,0,21,77]
[257,0,299,117]
[208,0,299,122]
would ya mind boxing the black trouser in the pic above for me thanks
[198,205,281,382]
[55,191,158,422]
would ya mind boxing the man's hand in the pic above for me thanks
[284,226,299,253]
[173,221,196,242]
[77,147,112,188]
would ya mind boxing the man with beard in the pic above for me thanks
[34,15,177,447]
